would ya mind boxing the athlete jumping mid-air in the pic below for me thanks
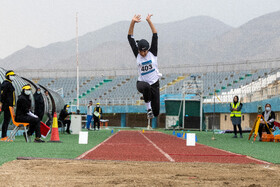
[128,14,162,119]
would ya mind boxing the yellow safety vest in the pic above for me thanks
[230,102,241,117]
[94,107,102,119]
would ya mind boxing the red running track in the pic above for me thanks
[77,131,269,164]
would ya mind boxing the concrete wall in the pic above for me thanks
[100,113,166,128]
[83,111,279,130]
[219,114,250,130]
[211,112,280,131]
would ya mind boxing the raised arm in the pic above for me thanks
[146,14,158,56]
[128,15,141,35]
[128,15,141,57]
[146,14,157,33]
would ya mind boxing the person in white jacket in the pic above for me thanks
[86,101,93,130]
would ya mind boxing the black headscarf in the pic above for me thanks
[233,95,239,105]
[33,89,44,115]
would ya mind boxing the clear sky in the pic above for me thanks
[0,0,279,59]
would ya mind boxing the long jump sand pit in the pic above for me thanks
[0,159,279,186]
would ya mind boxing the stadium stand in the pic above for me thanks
[36,67,278,106]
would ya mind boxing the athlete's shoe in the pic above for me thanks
[147,109,154,119]
[0,137,8,142]
[34,138,45,143]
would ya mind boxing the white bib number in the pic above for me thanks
[141,64,153,72]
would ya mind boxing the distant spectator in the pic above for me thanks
[59,104,72,134]
[0,70,16,142]
[259,103,275,141]
[230,95,243,138]
[44,90,53,126]
[16,85,44,143]
[86,101,93,130]
[93,103,102,131]
[33,88,44,121]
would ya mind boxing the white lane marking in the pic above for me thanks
[76,131,119,159]
[156,131,271,165]
[140,132,175,162]
[200,144,271,165]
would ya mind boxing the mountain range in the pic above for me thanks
[1,10,280,71]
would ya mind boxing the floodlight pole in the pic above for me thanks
[76,12,79,110]
[182,91,185,129]
[212,90,216,140]
[200,93,203,131]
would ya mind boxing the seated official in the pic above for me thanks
[59,104,72,134]
[259,103,275,141]
[16,85,45,143]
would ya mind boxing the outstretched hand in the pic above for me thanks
[132,14,141,23]
[146,14,153,21]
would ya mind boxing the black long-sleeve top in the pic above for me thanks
[0,80,15,110]
[59,105,72,121]
[15,93,31,120]
[261,111,275,125]
[33,92,44,115]
[127,33,158,58]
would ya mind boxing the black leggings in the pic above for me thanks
[63,120,71,132]
[16,115,41,138]
[233,124,242,136]
[1,109,11,138]
[136,80,160,117]
[94,118,100,130]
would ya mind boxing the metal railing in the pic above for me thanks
[16,58,280,79]
[69,98,144,106]
[204,69,280,103]
[15,58,280,105]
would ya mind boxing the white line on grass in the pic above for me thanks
[200,144,271,165]
[139,132,175,162]
[156,131,271,165]
[76,131,119,159]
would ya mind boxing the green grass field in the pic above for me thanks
[0,129,112,166]
[163,130,280,164]
[0,128,279,166]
